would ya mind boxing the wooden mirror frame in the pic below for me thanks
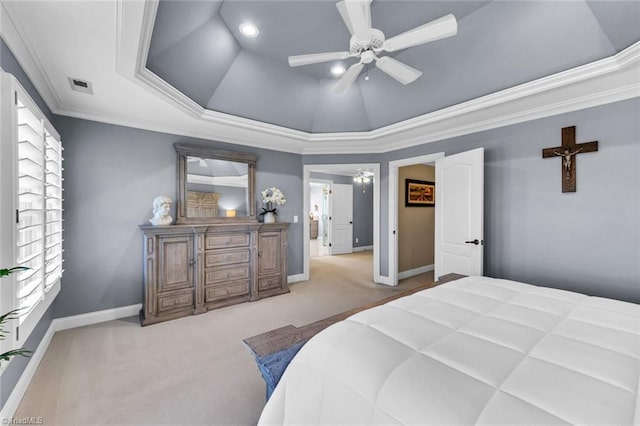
[175,143,257,224]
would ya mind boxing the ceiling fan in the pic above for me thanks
[287,0,457,93]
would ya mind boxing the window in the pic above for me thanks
[1,72,62,356]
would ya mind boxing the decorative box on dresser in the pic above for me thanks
[140,222,290,326]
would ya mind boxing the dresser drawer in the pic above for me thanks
[205,264,250,285]
[206,233,250,250]
[258,275,282,292]
[205,280,249,302]
[205,248,250,268]
[157,290,193,313]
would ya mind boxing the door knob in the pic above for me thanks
[465,239,480,245]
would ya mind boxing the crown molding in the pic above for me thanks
[302,41,640,152]
[4,0,639,156]
[0,1,63,112]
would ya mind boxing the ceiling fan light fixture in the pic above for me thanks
[331,65,346,76]
[360,50,375,64]
[239,22,259,38]
[354,171,373,192]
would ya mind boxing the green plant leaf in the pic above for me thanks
[0,307,31,365]
[0,348,32,363]
[1,266,29,278]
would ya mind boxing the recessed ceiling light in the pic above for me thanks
[331,65,345,76]
[239,22,259,38]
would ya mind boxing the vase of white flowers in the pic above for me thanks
[260,187,286,223]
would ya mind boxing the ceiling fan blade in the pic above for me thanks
[288,51,351,67]
[335,1,354,35]
[332,62,364,93]
[375,56,422,85]
[341,0,371,37]
[383,13,457,52]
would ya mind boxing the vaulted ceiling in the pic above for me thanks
[147,0,640,133]
[1,1,639,153]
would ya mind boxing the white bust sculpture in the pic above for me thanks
[149,195,173,226]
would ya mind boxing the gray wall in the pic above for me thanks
[309,172,374,248]
[53,116,303,318]
[353,181,374,247]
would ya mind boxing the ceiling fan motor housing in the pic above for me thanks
[350,28,385,55]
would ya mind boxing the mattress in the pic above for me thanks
[259,276,640,425]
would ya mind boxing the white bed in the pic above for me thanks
[259,276,640,425]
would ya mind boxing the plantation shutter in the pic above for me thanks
[44,129,63,290]
[14,91,63,334]
[16,98,46,320]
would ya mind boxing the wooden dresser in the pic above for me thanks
[139,222,290,326]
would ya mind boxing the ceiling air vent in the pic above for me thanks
[68,77,93,95]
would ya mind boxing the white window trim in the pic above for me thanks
[0,71,61,372]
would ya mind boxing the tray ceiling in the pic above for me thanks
[146,0,640,133]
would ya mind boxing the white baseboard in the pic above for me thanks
[54,304,142,331]
[374,275,395,286]
[0,303,142,419]
[398,264,434,280]
[287,273,305,284]
[0,323,56,421]
[353,245,373,252]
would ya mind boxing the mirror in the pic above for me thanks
[175,143,257,224]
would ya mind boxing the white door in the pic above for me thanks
[330,184,353,255]
[435,148,484,279]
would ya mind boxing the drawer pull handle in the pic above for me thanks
[225,239,231,244]
[226,255,231,261]
[227,272,232,278]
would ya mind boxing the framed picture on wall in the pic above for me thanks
[405,179,435,207]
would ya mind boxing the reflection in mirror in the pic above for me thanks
[186,156,249,218]
[175,143,257,224]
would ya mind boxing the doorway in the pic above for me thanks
[397,163,437,281]
[388,153,445,285]
[389,149,485,285]
[302,163,382,283]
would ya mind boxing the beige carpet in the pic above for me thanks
[15,251,434,425]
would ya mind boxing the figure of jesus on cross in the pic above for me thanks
[554,147,583,180]
[542,126,598,193]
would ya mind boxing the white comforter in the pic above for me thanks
[259,276,640,425]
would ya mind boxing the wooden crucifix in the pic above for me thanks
[542,126,598,193]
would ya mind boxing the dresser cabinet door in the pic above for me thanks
[158,235,194,292]
[258,232,282,276]
[256,230,289,297]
